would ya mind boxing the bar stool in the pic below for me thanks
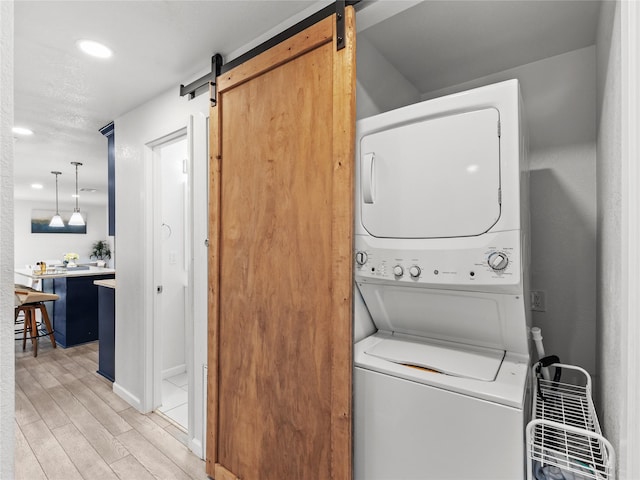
[15,286,58,357]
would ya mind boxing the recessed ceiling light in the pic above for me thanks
[31,183,43,189]
[12,126,34,135]
[77,39,112,59]
[72,194,79,198]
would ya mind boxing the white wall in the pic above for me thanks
[0,1,14,477]
[356,34,421,120]
[418,47,598,385]
[114,82,209,456]
[158,138,187,378]
[13,200,108,268]
[596,0,623,464]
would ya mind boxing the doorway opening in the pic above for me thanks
[152,131,190,430]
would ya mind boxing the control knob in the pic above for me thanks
[393,265,404,277]
[355,251,368,266]
[409,266,421,278]
[488,252,509,271]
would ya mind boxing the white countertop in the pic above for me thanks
[15,266,116,279]
[94,279,116,289]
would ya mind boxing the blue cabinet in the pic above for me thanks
[42,274,115,348]
[96,285,115,381]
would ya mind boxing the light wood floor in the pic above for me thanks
[15,337,208,480]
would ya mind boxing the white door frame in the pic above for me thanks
[142,111,208,458]
[187,111,210,458]
[621,1,640,478]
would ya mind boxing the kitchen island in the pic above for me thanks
[15,266,116,348]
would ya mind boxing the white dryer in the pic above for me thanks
[354,79,531,480]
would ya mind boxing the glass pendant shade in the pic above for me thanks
[69,161,85,226]
[49,214,64,227]
[69,210,85,226]
[49,171,65,227]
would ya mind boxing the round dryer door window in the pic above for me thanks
[360,108,501,239]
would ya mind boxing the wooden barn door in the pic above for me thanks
[207,7,355,480]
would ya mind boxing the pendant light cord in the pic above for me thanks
[71,161,83,213]
[52,171,62,214]
[75,164,79,211]
[56,174,60,213]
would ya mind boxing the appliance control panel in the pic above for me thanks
[354,230,523,291]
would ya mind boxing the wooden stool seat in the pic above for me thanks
[15,286,58,357]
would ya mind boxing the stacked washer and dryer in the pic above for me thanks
[354,79,531,479]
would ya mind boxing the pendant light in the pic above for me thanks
[68,161,85,226]
[49,171,65,227]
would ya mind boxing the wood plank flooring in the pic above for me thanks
[14,339,208,480]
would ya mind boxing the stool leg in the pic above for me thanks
[15,307,23,339]
[38,304,56,349]
[29,308,38,357]
[22,308,28,351]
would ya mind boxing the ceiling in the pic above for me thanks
[14,0,602,210]
[13,0,327,208]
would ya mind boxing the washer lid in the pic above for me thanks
[364,336,505,381]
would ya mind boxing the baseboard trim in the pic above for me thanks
[113,382,143,411]
[162,364,187,380]
[189,437,204,459]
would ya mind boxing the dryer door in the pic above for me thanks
[360,108,501,238]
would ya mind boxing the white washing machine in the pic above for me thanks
[354,79,531,480]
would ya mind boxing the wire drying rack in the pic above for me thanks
[526,363,615,480]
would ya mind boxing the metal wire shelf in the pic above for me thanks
[526,363,615,480]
